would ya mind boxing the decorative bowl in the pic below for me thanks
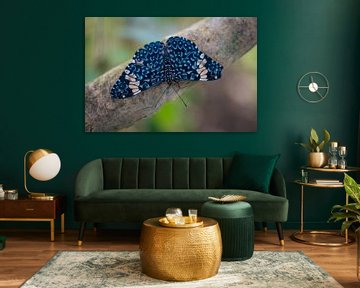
[208,194,246,203]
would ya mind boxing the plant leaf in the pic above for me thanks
[310,128,319,144]
[323,129,330,144]
[308,137,316,152]
[329,211,357,221]
[331,203,360,215]
[344,173,360,204]
[308,138,318,152]
[295,142,312,152]
[317,140,325,152]
[341,220,358,234]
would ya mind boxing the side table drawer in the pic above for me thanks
[1,201,55,218]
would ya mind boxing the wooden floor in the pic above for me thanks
[0,228,358,288]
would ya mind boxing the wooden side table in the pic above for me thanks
[0,195,66,241]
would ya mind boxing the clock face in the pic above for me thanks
[297,72,329,103]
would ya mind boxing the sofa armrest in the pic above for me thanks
[269,168,287,198]
[75,159,104,199]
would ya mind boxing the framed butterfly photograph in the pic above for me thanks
[85,17,257,132]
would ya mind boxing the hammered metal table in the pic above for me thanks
[139,217,222,281]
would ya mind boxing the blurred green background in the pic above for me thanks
[85,17,257,132]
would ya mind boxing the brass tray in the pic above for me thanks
[208,194,246,203]
[159,216,204,228]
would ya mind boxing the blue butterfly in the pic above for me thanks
[110,36,223,99]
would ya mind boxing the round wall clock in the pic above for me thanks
[297,72,329,103]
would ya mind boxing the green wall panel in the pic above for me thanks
[0,0,359,230]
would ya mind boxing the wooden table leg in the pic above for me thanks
[61,213,65,234]
[50,219,55,242]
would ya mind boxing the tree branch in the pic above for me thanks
[85,17,257,132]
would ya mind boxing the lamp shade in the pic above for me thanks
[28,149,61,181]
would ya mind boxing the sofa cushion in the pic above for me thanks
[173,158,190,188]
[102,158,122,189]
[155,158,173,188]
[224,153,280,193]
[189,158,206,188]
[75,188,288,222]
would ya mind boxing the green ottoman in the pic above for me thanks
[201,201,254,261]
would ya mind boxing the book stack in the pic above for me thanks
[314,179,341,185]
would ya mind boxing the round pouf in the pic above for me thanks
[201,201,254,261]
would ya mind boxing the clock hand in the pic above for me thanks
[316,90,323,98]
[309,76,319,92]
[310,76,316,90]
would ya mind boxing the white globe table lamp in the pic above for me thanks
[24,149,61,199]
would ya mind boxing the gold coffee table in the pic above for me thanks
[139,217,222,281]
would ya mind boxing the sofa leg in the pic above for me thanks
[93,223,98,233]
[262,222,268,232]
[78,222,86,246]
[275,222,284,246]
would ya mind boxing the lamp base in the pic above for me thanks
[28,192,55,200]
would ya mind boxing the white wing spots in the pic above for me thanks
[200,69,208,76]
[125,69,130,74]
[135,60,144,65]
[200,59,207,67]
[197,65,207,73]
[200,73,208,80]
[196,56,208,80]
[125,75,136,82]
[131,59,135,63]
[125,73,141,94]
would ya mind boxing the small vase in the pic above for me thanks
[308,152,328,168]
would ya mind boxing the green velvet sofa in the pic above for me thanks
[74,157,288,245]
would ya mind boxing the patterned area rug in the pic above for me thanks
[21,251,342,288]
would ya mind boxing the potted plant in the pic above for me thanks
[296,128,330,167]
[329,173,360,279]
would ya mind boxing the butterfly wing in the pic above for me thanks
[166,36,223,82]
[111,37,223,99]
[111,41,165,99]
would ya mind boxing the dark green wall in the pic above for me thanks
[1,0,359,230]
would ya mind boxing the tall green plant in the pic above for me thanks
[296,128,331,152]
[329,173,360,233]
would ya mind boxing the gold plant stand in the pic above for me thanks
[291,166,360,246]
